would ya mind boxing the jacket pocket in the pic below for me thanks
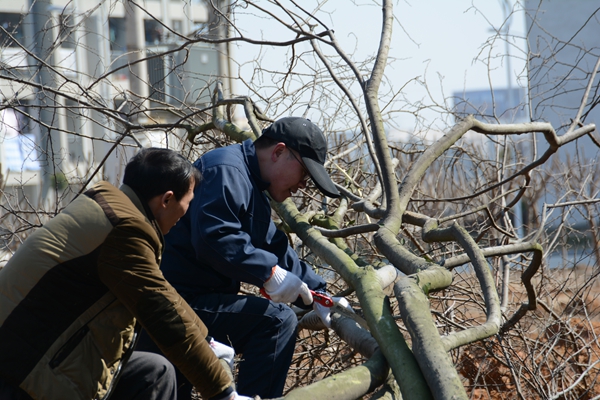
[49,325,90,369]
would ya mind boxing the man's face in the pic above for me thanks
[267,147,309,202]
[156,181,195,234]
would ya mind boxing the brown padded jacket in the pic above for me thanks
[0,181,232,400]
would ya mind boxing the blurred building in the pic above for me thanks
[453,0,600,158]
[525,0,600,138]
[524,0,600,222]
[451,1,600,230]
[0,0,228,203]
[453,87,528,124]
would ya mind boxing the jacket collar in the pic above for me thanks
[119,184,164,244]
[241,139,270,191]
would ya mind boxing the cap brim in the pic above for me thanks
[302,157,340,198]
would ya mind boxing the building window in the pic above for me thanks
[58,14,76,49]
[165,19,183,41]
[109,17,126,52]
[1,101,40,172]
[14,101,36,136]
[65,99,85,164]
[144,19,164,45]
[0,13,25,48]
[172,19,182,34]
[192,21,209,37]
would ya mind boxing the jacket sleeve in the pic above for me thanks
[265,222,327,294]
[189,164,278,286]
[97,219,232,399]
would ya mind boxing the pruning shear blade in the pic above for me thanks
[259,288,333,307]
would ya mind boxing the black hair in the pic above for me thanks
[254,133,280,150]
[255,132,297,162]
[123,147,201,202]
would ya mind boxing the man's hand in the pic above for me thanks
[208,337,235,372]
[229,392,253,400]
[263,265,313,305]
[208,340,253,400]
[313,296,353,328]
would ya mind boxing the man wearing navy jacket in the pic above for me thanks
[158,117,340,398]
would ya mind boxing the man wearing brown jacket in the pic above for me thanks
[0,148,249,400]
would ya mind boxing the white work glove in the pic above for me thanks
[263,265,313,305]
[313,296,353,329]
[208,337,235,372]
[229,392,253,400]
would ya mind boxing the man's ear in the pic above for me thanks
[271,142,286,162]
[161,191,175,207]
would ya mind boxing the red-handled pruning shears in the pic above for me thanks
[311,291,334,307]
[260,288,334,307]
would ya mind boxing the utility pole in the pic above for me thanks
[31,0,62,204]
[206,0,232,97]
[125,0,149,122]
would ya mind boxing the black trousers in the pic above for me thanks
[110,351,177,400]
[138,293,298,399]
[0,351,176,400]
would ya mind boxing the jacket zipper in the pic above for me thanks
[48,325,90,369]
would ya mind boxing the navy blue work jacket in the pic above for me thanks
[161,139,326,302]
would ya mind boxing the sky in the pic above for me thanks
[227,0,527,131]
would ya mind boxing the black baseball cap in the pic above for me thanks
[262,117,340,198]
